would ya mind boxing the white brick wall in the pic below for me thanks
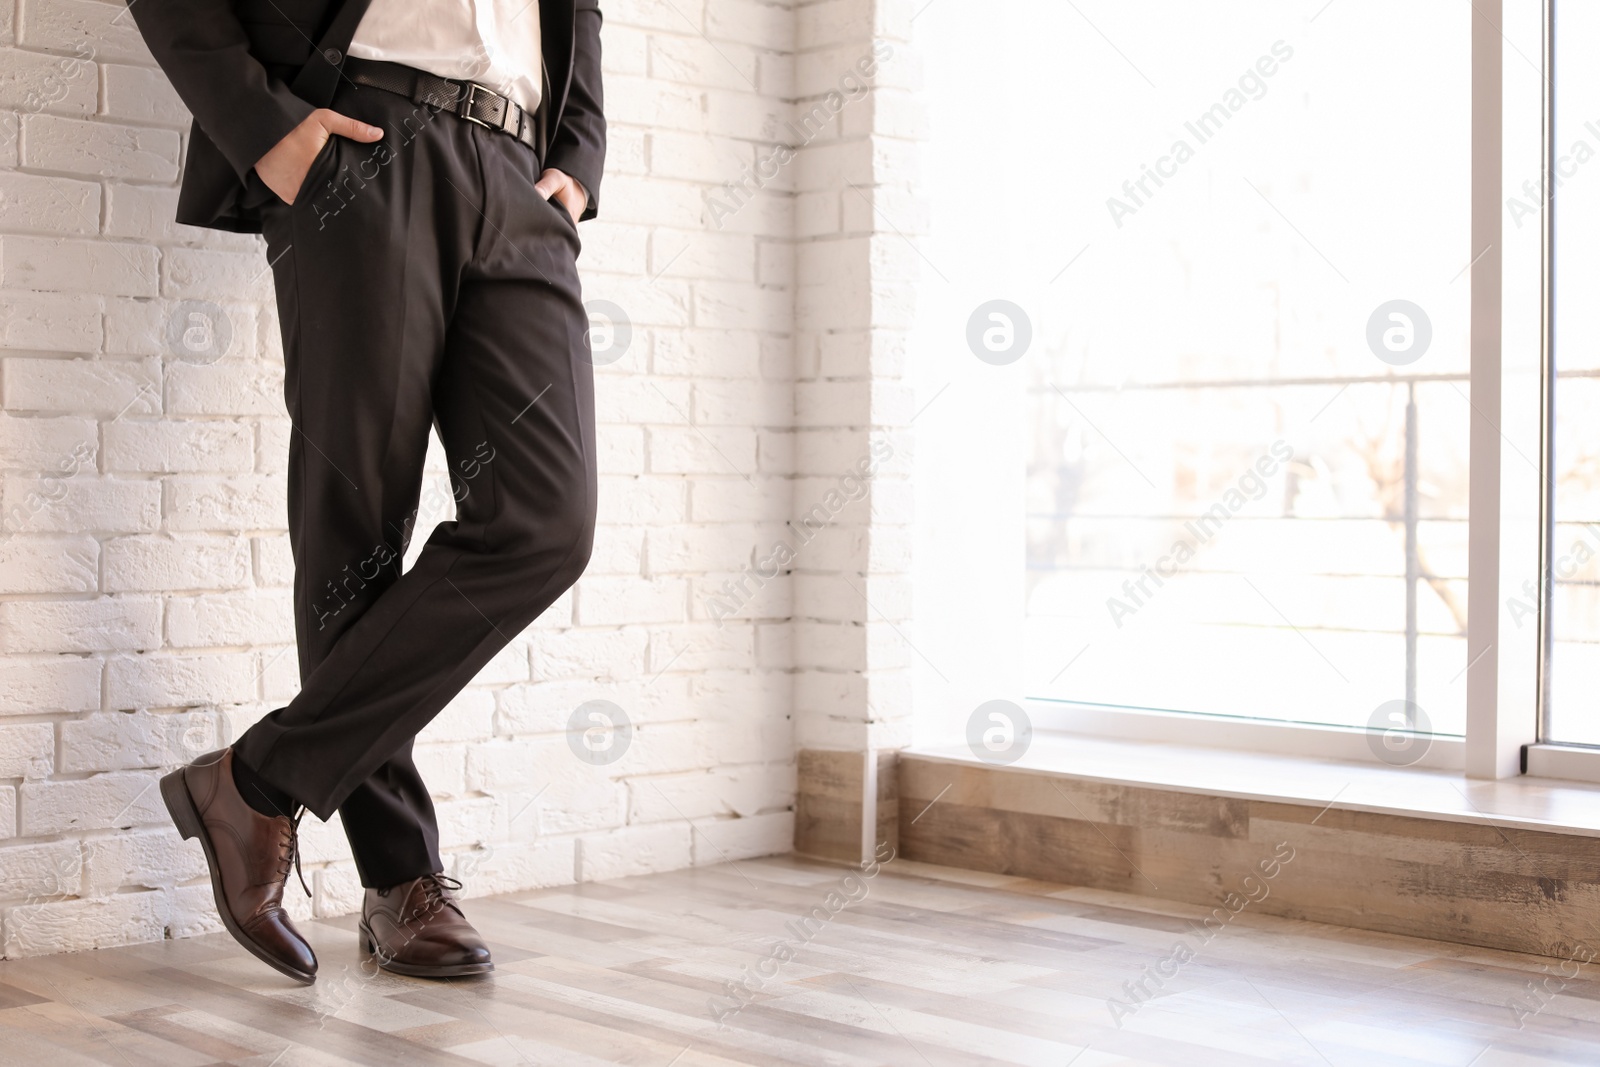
[0,0,934,959]
[790,0,919,757]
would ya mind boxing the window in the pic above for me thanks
[1025,5,1473,736]
[911,0,1571,777]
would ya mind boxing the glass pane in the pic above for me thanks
[1546,0,1600,744]
[1002,1,1474,733]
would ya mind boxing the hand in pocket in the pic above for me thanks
[534,167,586,224]
[255,109,384,205]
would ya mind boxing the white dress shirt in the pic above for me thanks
[349,0,543,114]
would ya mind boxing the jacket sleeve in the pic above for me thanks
[545,0,606,221]
[127,0,315,180]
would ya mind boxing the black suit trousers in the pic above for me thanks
[232,81,597,887]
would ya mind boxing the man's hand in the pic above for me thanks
[535,168,587,224]
[256,109,384,205]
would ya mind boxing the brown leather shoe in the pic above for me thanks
[360,874,493,978]
[160,748,317,984]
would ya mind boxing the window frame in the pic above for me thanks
[1522,0,1600,781]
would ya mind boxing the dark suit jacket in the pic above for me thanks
[128,0,605,233]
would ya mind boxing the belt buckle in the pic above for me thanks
[460,83,505,131]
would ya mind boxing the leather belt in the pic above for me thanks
[343,57,542,154]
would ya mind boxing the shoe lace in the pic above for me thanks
[411,873,464,922]
[277,805,311,898]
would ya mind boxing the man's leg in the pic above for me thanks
[281,368,444,889]
[237,81,467,885]
[233,85,595,830]
[279,394,444,889]
[161,81,477,981]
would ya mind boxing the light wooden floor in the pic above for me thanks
[2,855,1599,1066]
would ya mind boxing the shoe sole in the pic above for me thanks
[161,768,317,985]
[358,921,494,978]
